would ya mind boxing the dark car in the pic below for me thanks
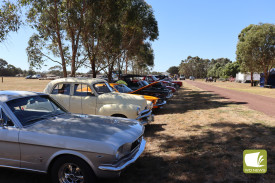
[25,75,32,79]
[155,75,183,88]
[179,75,185,80]
[144,75,177,91]
[120,75,173,100]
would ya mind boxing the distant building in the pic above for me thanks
[235,72,260,83]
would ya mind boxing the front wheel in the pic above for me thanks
[51,155,96,183]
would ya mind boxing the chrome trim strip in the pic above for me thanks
[98,138,146,172]
[136,110,151,120]
[138,109,150,116]
[139,114,154,125]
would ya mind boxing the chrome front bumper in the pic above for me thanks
[155,100,166,107]
[136,109,154,125]
[98,138,146,172]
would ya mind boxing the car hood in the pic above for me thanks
[129,81,160,94]
[98,92,147,109]
[19,113,144,154]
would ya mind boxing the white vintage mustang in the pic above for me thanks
[0,91,145,183]
[44,78,154,125]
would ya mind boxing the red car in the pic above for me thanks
[143,75,178,92]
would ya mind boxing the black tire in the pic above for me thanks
[51,155,96,183]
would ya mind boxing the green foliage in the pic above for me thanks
[48,65,63,76]
[21,0,158,79]
[116,80,128,86]
[179,56,210,78]
[167,66,179,75]
[179,56,235,79]
[236,23,275,84]
[207,58,232,78]
[222,62,240,77]
[0,1,21,43]
[0,58,23,76]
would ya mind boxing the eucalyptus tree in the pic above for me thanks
[207,58,231,78]
[179,56,210,78]
[167,66,179,75]
[0,1,21,43]
[80,0,122,78]
[132,42,154,74]
[22,0,88,77]
[236,24,261,85]
[222,62,240,77]
[120,0,158,74]
[80,0,158,79]
[236,23,275,85]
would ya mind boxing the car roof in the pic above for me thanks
[0,91,45,103]
[43,77,108,93]
[48,77,107,85]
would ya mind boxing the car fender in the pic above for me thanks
[97,104,140,119]
[46,150,96,173]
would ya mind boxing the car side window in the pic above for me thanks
[51,84,71,95]
[0,108,14,127]
[74,84,94,96]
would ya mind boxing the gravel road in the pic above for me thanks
[185,80,275,117]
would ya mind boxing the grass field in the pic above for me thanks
[0,78,274,182]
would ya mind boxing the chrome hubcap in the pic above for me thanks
[58,163,84,183]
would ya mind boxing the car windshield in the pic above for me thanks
[151,75,158,81]
[114,84,133,93]
[93,82,114,94]
[141,81,149,86]
[6,95,66,127]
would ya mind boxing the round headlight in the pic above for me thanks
[116,143,132,160]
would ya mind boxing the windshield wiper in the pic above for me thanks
[25,116,49,125]
[51,111,66,117]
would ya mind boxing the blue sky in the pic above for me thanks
[1,0,275,72]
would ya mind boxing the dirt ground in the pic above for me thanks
[0,78,275,183]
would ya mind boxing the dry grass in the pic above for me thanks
[118,81,275,183]
[196,79,275,99]
[0,78,274,183]
[0,77,49,92]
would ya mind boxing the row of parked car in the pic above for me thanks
[0,75,182,183]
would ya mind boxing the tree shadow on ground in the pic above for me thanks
[154,88,247,115]
[0,169,49,183]
[118,122,275,183]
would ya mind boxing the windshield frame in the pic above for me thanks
[6,95,67,127]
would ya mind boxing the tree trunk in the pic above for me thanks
[71,44,76,77]
[54,0,67,78]
[92,53,96,78]
[125,57,128,74]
